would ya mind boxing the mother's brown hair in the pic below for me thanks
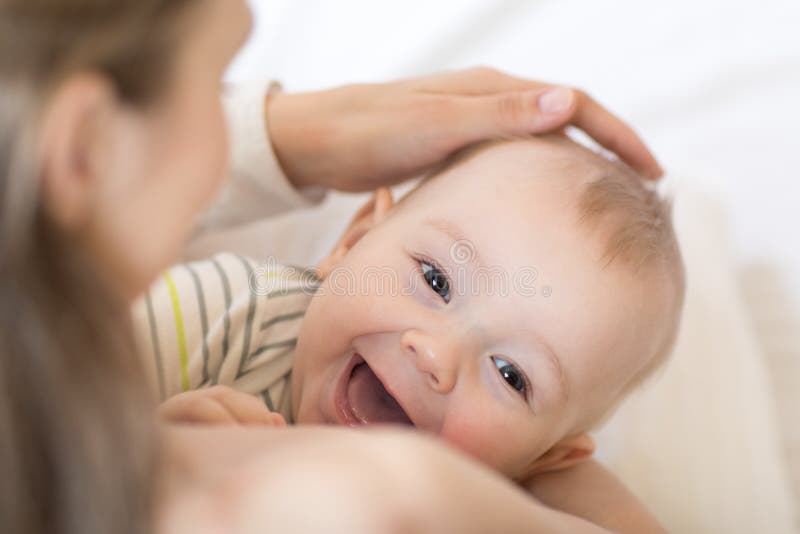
[0,2,195,533]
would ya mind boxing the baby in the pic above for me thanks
[136,135,684,485]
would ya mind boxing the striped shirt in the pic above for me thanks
[131,253,319,422]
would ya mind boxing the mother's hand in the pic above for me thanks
[266,67,662,193]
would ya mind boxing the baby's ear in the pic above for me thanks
[316,188,394,278]
[525,433,595,477]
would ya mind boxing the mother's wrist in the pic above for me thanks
[264,90,319,191]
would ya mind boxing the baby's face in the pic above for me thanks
[291,139,677,480]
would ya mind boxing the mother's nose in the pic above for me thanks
[400,329,463,394]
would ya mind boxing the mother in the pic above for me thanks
[0,1,660,533]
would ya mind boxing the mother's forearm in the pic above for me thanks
[525,459,667,534]
[160,425,611,534]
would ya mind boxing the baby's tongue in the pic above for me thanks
[347,363,412,425]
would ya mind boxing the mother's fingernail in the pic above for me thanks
[539,88,574,114]
[650,164,665,180]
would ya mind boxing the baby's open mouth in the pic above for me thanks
[341,356,413,426]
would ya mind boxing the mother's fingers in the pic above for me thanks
[453,87,577,142]
[413,68,663,179]
[444,87,661,179]
[411,66,550,96]
[571,90,663,179]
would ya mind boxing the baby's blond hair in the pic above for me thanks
[570,144,685,394]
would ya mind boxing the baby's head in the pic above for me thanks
[292,136,684,481]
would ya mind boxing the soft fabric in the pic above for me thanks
[132,253,317,421]
[196,82,327,234]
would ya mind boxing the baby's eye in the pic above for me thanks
[492,356,528,396]
[420,260,451,303]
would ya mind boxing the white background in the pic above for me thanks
[228,0,800,299]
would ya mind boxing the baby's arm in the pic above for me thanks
[525,459,667,533]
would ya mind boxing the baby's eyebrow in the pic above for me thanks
[517,327,570,407]
[518,327,570,403]
[423,217,486,270]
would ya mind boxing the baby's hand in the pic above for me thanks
[158,385,286,427]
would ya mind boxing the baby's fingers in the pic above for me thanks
[267,412,287,427]
[158,393,239,424]
[208,386,284,426]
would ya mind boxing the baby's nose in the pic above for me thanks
[401,329,460,394]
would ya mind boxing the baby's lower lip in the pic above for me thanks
[334,353,365,426]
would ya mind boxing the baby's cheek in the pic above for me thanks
[438,413,524,477]
[440,413,539,478]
